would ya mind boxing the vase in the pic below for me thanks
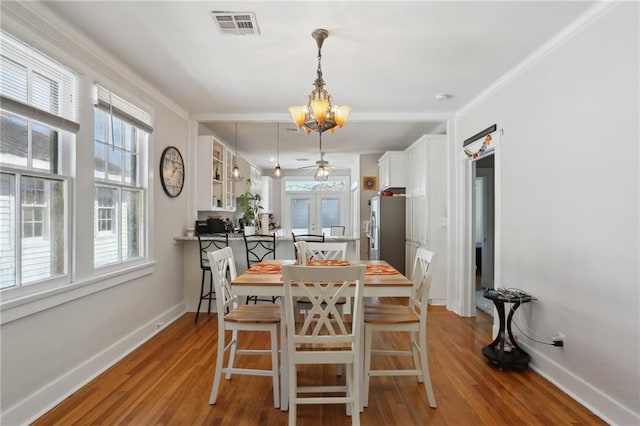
[244,225,256,236]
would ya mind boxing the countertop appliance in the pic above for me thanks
[369,195,405,274]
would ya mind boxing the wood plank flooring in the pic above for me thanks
[33,303,604,425]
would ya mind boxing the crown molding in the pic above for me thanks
[1,1,189,120]
[456,1,617,119]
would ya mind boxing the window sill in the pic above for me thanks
[0,261,156,325]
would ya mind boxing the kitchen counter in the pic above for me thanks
[174,234,359,242]
[175,234,360,313]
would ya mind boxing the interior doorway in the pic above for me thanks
[473,154,495,315]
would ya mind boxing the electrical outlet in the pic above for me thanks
[552,332,565,348]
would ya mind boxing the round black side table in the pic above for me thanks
[481,289,533,370]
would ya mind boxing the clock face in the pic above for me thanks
[160,146,185,197]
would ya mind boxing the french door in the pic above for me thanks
[285,194,344,235]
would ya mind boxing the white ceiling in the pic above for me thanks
[41,1,595,170]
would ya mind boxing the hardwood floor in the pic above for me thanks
[33,304,604,425]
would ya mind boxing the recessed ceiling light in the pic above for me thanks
[434,93,452,101]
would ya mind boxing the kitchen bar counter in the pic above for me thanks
[174,234,360,312]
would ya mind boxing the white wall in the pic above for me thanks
[0,3,190,424]
[453,3,638,424]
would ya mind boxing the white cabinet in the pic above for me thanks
[197,136,236,211]
[378,151,407,190]
[404,134,447,303]
[261,176,272,213]
[406,141,427,197]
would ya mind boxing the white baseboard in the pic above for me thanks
[518,342,638,425]
[429,298,446,306]
[1,302,185,426]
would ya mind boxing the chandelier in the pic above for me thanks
[288,29,351,134]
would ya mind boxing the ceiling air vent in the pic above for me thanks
[211,11,260,36]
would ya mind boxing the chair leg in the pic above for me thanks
[195,269,206,324]
[225,329,239,380]
[335,304,344,376]
[419,327,437,408]
[363,326,373,408]
[209,329,226,404]
[207,271,214,314]
[346,363,360,425]
[270,327,280,409]
[288,355,297,425]
[410,330,423,383]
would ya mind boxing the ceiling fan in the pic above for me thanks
[298,132,348,181]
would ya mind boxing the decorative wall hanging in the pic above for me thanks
[464,134,492,159]
[462,124,497,160]
[362,176,377,191]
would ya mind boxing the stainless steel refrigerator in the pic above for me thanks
[369,196,405,274]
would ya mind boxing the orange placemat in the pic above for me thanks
[365,264,399,275]
[307,259,351,266]
[245,263,282,274]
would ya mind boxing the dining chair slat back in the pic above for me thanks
[305,242,348,262]
[282,264,366,425]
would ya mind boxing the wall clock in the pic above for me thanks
[160,146,185,198]
[363,176,377,191]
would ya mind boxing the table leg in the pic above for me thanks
[280,302,289,411]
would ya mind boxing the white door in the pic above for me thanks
[285,193,348,235]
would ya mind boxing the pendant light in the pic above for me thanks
[272,122,284,179]
[231,122,243,182]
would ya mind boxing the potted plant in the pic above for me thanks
[237,178,263,236]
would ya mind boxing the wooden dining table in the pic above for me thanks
[231,259,414,412]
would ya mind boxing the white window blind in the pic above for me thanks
[0,30,79,133]
[93,84,153,134]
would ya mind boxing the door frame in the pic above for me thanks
[450,126,502,317]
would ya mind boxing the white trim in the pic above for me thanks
[0,261,156,324]
[0,302,185,426]
[457,1,617,119]
[0,2,188,121]
[191,112,451,123]
[521,341,639,426]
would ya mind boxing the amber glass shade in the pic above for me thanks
[310,99,329,124]
[288,106,306,128]
[334,105,351,128]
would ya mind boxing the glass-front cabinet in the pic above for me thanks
[197,135,235,211]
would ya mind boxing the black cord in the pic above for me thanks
[511,317,555,346]
[498,288,557,346]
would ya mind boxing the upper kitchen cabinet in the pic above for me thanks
[378,151,407,190]
[196,135,236,211]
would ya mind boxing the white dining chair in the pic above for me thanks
[282,264,366,425]
[295,241,349,316]
[362,247,437,408]
[295,241,349,376]
[207,247,281,408]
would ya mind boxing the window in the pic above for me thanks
[0,31,77,290]
[93,85,151,269]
